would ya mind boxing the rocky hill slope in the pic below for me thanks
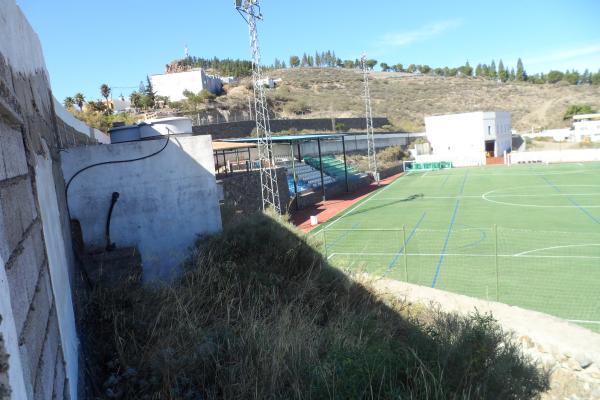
[215,68,600,132]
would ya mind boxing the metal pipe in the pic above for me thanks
[342,136,349,192]
[290,143,299,210]
[318,138,325,201]
[105,192,120,251]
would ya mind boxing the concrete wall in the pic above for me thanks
[574,119,600,142]
[52,97,109,144]
[425,111,512,167]
[510,149,600,164]
[0,1,104,398]
[61,135,222,280]
[220,168,290,217]
[192,117,391,139]
[150,69,222,101]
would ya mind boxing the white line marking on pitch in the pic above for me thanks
[514,244,600,256]
[327,252,600,260]
[567,319,600,325]
[482,185,600,208]
[322,172,411,231]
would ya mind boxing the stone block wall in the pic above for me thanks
[220,168,290,220]
[0,1,90,398]
[192,117,390,139]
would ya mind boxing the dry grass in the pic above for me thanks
[82,212,548,399]
[344,145,411,173]
[214,68,600,132]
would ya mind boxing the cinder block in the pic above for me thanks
[0,122,28,179]
[0,184,25,258]
[14,178,38,231]
[34,307,59,400]
[52,352,65,400]
[19,267,52,388]
[5,222,44,332]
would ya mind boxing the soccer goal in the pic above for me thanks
[403,160,453,172]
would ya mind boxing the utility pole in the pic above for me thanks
[361,53,378,182]
[235,0,281,213]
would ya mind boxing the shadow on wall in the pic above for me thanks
[61,135,222,281]
[82,212,549,399]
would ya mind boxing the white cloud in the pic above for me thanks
[378,20,462,48]
[527,44,600,66]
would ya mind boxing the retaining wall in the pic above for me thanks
[220,168,290,218]
[0,1,97,398]
[192,117,391,139]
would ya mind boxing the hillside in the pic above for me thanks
[215,68,600,132]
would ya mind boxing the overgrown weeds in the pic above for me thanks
[83,212,548,399]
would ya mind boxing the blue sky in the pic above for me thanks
[16,0,600,101]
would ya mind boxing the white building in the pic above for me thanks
[256,77,275,88]
[424,111,512,166]
[219,76,239,85]
[150,68,222,101]
[572,113,600,142]
[109,96,131,112]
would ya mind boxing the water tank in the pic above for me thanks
[142,117,193,138]
[108,117,193,144]
[108,125,141,143]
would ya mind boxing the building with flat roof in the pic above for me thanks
[572,113,600,142]
[150,68,222,101]
[424,111,512,166]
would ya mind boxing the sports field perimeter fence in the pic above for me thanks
[318,226,600,331]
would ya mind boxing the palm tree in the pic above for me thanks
[100,84,111,109]
[63,96,75,109]
[74,92,85,110]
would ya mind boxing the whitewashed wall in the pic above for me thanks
[510,149,600,164]
[61,135,222,280]
[425,111,512,166]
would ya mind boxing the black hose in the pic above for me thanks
[65,134,171,206]
[105,192,119,251]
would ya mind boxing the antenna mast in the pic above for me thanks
[361,53,378,182]
[235,0,281,213]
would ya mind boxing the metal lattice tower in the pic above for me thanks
[235,0,281,213]
[361,53,378,181]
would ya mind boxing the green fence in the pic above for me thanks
[318,226,600,332]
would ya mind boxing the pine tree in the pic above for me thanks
[315,51,321,67]
[301,53,308,67]
[307,55,314,67]
[475,64,482,77]
[510,68,516,81]
[498,60,507,82]
[516,58,526,81]
[144,76,155,108]
[490,60,497,79]
[463,61,473,76]
[482,64,489,77]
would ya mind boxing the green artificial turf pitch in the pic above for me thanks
[317,162,600,332]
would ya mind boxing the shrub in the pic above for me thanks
[564,104,597,120]
[284,100,310,115]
